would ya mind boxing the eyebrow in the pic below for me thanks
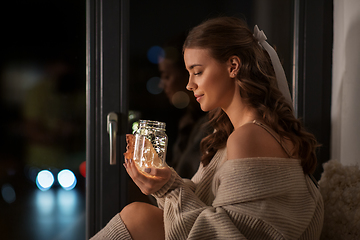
[188,64,202,70]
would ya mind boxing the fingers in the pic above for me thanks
[123,158,171,195]
[144,166,171,179]
[124,159,149,194]
[124,159,145,183]
[124,158,155,195]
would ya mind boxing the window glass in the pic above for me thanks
[0,1,86,239]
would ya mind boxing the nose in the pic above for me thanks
[186,77,196,91]
[158,78,165,89]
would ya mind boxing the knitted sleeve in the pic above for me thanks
[89,214,132,240]
[153,168,249,239]
[152,157,323,240]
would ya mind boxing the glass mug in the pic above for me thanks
[133,120,168,171]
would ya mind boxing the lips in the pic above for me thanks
[194,94,204,102]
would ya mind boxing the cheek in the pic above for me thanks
[208,73,234,99]
[159,79,168,89]
[206,72,227,90]
[166,77,177,90]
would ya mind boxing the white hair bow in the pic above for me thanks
[253,25,293,107]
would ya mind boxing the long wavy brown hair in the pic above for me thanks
[183,17,318,174]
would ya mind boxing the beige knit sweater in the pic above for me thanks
[91,148,324,240]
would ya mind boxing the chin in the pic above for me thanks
[199,105,212,112]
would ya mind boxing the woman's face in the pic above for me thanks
[184,48,235,112]
[158,58,188,101]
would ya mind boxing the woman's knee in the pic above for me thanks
[120,202,164,240]
[121,202,158,221]
[120,202,142,220]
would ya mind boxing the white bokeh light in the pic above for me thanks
[36,170,55,191]
[57,169,77,191]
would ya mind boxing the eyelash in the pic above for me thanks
[194,72,202,76]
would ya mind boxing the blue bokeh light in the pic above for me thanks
[1,183,16,204]
[146,77,163,94]
[147,46,164,64]
[58,169,77,191]
[36,170,55,191]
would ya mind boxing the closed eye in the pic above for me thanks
[194,72,202,76]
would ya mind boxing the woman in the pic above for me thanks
[91,17,324,240]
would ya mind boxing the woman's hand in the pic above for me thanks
[124,158,172,195]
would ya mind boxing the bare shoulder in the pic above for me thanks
[226,123,289,160]
[227,123,263,160]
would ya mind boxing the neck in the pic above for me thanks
[222,84,260,130]
[224,105,259,130]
